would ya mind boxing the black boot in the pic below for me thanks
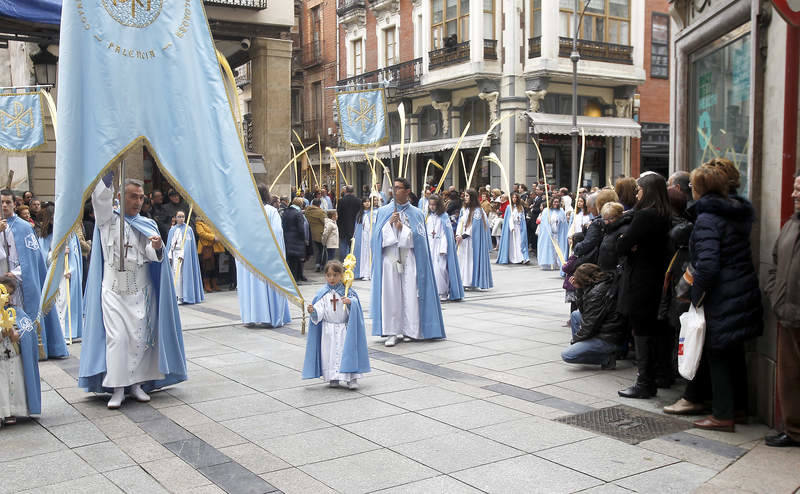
[618,336,657,399]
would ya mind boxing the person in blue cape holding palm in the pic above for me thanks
[456,189,493,290]
[302,260,370,389]
[166,210,204,305]
[426,193,463,301]
[537,195,569,270]
[497,192,530,265]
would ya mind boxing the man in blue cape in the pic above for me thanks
[39,231,85,340]
[166,210,205,305]
[0,276,41,424]
[0,190,67,360]
[371,178,445,347]
[80,173,187,409]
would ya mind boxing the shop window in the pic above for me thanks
[651,13,669,79]
[559,0,630,45]
[419,106,443,140]
[462,98,490,135]
[689,24,751,195]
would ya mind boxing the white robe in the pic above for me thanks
[168,227,185,301]
[311,290,361,382]
[380,209,420,338]
[358,212,373,280]
[93,182,165,389]
[0,336,27,417]
[456,208,474,287]
[507,207,524,264]
[426,214,449,300]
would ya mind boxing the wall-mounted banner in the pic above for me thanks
[336,89,388,148]
[0,92,45,152]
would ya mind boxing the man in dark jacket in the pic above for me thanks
[562,264,628,369]
[282,197,307,282]
[336,185,361,259]
[764,175,800,448]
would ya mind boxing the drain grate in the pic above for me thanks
[555,405,693,445]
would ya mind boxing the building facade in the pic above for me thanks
[669,0,799,427]
[324,0,654,195]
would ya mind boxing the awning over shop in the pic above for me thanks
[334,134,488,163]
[525,112,641,139]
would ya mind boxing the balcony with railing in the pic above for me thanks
[558,37,633,65]
[303,41,324,68]
[429,41,470,70]
[337,0,366,25]
[303,118,330,143]
[204,0,268,8]
[528,36,541,59]
[337,58,423,91]
[483,39,497,60]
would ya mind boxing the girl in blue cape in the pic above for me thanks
[497,192,530,265]
[536,196,569,270]
[0,276,41,426]
[302,260,370,389]
[426,194,463,301]
[352,196,380,281]
[456,189,493,290]
[166,210,204,305]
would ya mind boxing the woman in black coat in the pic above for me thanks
[616,172,672,399]
[684,163,762,432]
[282,197,308,282]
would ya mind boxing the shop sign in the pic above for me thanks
[771,0,800,26]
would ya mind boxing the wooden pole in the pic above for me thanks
[118,160,126,272]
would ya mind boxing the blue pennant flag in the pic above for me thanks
[43,0,302,311]
[337,89,388,148]
[0,93,45,152]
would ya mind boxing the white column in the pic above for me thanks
[540,0,559,59]
[470,0,482,62]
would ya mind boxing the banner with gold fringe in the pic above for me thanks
[0,92,45,152]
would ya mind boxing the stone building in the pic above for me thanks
[325,0,662,194]
[0,0,296,199]
[668,0,799,427]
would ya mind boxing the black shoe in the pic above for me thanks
[765,432,800,448]
[618,383,656,399]
[300,277,308,282]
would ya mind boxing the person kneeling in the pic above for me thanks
[561,264,627,370]
[302,261,371,389]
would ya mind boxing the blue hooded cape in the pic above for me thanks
[458,208,494,289]
[79,214,187,393]
[370,201,445,339]
[39,233,84,340]
[352,210,376,279]
[236,204,291,327]
[8,305,42,415]
[166,224,205,305]
[301,283,371,379]
[7,216,68,359]
[497,207,530,264]
[537,207,569,268]
[430,211,464,301]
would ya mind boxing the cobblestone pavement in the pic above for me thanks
[3,262,799,493]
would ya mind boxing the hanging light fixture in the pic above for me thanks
[30,44,58,86]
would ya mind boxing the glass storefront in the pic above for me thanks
[689,23,751,195]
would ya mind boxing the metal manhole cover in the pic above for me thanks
[555,405,693,444]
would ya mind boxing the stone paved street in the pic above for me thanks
[4,263,799,493]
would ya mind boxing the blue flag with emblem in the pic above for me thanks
[337,89,388,148]
[0,92,45,152]
[42,0,303,312]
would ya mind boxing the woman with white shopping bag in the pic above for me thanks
[668,161,762,433]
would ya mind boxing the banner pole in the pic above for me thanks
[118,160,126,272]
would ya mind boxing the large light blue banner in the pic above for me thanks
[0,93,45,152]
[43,0,302,311]
[337,90,388,148]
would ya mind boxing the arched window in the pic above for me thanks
[419,106,443,141]
[461,98,490,135]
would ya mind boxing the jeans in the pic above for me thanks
[561,311,623,366]
[313,241,324,268]
[339,236,351,260]
[326,248,337,263]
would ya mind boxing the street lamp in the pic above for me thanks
[571,0,593,189]
[30,44,58,86]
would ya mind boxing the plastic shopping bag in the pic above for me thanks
[678,304,706,380]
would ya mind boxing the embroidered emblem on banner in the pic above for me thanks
[348,98,377,132]
[0,102,34,138]
[102,0,163,28]
[25,233,40,251]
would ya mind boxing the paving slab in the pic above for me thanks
[35,390,84,428]
[300,448,438,494]
[113,434,174,463]
[536,436,678,482]
[371,386,474,411]
[0,420,64,462]
[418,399,529,430]
[16,473,124,494]
[615,462,717,493]
[267,383,365,407]
[48,419,108,448]
[191,393,291,421]
[352,373,427,396]
[140,456,213,493]
[694,443,800,494]
[104,465,170,494]
[90,415,145,440]
[74,441,136,472]
[301,396,406,425]
[137,417,194,444]
[218,443,290,475]
[451,454,603,494]
[0,449,97,494]
[373,475,483,493]
[198,461,279,494]
[159,404,214,428]
[472,416,596,452]
[261,468,338,494]
[342,411,459,447]
[223,410,332,442]
[184,421,249,449]
[259,426,380,466]
[391,431,523,473]
[120,402,164,423]
[461,353,544,371]
[163,437,231,469]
